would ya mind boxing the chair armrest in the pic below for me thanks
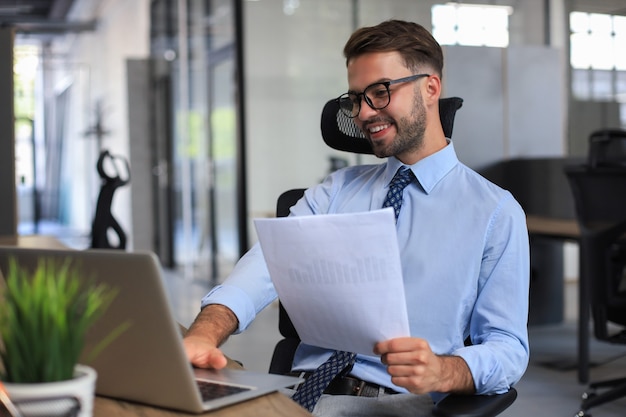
[268,338,300,375]
[432,388,517,417]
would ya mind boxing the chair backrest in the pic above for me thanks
[588,128,626,169]
[321,97,463,154]
[564,164,626,340]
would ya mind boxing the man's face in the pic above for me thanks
[346,51,427,159]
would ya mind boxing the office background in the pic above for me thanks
[1,0,625,284]
[2,2,626,415]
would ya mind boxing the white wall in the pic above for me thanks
[444,45,566,171]
[443,46,507,169]
[244,0,356,220]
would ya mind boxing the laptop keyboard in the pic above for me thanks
[196,380,252,401]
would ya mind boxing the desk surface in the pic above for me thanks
[92,356,311,416]
[94,391,311,417]
[526,215,580,240]
[0,234,70,249]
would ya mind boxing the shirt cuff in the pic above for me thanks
[200,285,258,334]
[452,345,512,395]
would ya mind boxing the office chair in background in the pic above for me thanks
[565,129,626,417]
[269,97,518,417]
[588,128,626,169]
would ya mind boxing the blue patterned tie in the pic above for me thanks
[291,350,357,412]
[382,166,414,221]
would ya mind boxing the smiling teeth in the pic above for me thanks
[369,124,388,133]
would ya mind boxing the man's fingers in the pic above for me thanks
[375,337,429,355]
[183,336,228,369]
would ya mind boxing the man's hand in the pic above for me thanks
[183,335,229,369]
[182,304,239,369]
[374,337,475,394]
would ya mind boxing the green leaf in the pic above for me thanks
[0,256,121,383]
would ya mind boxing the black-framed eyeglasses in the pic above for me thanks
[336,73,430,118]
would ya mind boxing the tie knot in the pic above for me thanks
[382,167,414,222]
[389,167,414,190]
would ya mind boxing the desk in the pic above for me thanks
[91,347,312,416]
[0,234,70,249]
[94,391,311,417]
[526,216,579,328]
[526,215,580,240]
[526,215,593,384]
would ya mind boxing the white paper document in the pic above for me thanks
[254,208,410,356]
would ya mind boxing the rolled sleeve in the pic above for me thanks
[453,338,528,394]
[201,243,278,333]
[201,285,258,334]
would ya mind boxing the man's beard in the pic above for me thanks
[368,91,427,159]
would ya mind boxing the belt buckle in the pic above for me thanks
[352,379,369,397]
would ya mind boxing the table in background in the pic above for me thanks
[0,234,69,249]
[526,215,580,240]
[526,215,593,384]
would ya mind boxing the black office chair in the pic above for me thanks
[565,150,626,416]
[269,97,518,417]
[587,128,626,169]
[320,96,464,154]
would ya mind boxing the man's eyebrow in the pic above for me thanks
[347,79,390,95]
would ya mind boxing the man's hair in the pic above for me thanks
[343,20,443,77]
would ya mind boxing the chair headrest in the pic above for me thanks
[588,128,626,168]
[320,97,464,154]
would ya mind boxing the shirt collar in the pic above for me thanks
[385,140,459,194]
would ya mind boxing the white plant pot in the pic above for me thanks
[3,365,97,417]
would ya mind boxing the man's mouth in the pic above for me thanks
[368,124,390,134]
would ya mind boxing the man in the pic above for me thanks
[184,19,530,417]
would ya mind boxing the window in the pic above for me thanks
[570,12,626,71]
[570,11,626,123]
[432,3,512,48]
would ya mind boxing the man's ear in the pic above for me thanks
[424,74,441,103]
[424,74,442,106]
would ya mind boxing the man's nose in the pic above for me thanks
[357,97,378,120]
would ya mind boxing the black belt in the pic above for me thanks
[289,372,398,398]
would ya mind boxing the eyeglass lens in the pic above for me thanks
[339,83,390,118]
[337,74,430,118]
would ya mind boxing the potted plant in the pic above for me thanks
[0,256,118,417]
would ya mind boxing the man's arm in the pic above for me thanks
[451,197,530,394]
[374,337,475,394]
[183,304,239,369]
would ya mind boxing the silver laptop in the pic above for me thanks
[0,246,302,413]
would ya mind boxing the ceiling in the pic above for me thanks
[0,0,93,37]
[0,0,74,21]
[1,0,625,38]
[573,0,626,15]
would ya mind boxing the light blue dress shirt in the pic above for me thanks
[201,141,530,396]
